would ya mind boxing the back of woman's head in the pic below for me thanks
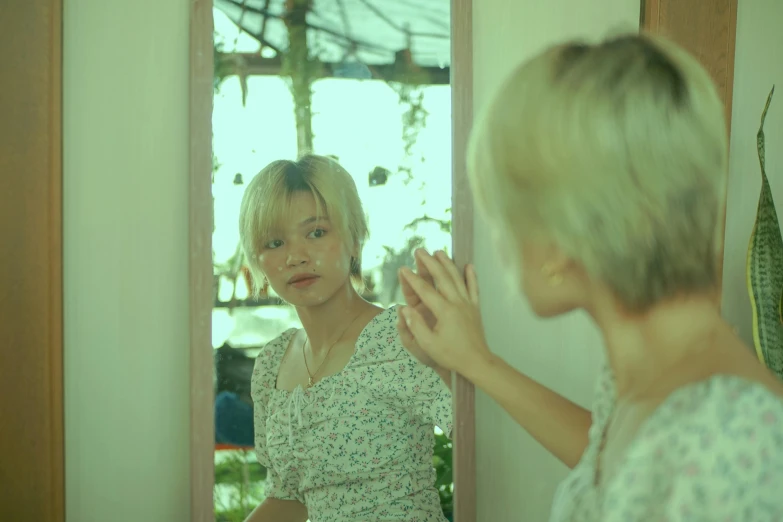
[468,33,728,312]
[238,154,369,295]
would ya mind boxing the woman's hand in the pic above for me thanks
[395,250,441,369]
[396,249,492,377]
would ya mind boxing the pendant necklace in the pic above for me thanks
[303,309,365,388]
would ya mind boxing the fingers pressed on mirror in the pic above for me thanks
[396,306,414,340]
[414,248,466,302]
[399,266,448,313]
[398,267,423,304]
[401,306,434,342]
[414,248,435,285]
[433,250,469,299]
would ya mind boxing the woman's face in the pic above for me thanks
[257,191,354,307]
[492,224,583,318]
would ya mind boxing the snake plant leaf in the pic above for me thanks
[746,85,783,379]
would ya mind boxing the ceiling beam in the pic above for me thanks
[219,52,451,85]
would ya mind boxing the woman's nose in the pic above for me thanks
[285,242,309,266]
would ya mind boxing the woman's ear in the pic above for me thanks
[540,241,573,274]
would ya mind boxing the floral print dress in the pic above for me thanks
[551,365,783,521]
[251,306,452,522]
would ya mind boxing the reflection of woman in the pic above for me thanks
[239,154,452,522]
[397,34,783,520]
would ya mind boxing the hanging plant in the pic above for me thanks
[387,80,429,184]
[746,85,783,380]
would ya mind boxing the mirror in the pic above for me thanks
[208,1,455,520]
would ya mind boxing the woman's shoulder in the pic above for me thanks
[634,375,783,461]
[611,376,783,519]
[661,374,783,423]
[355,305,402,357]
[251,328,298,393]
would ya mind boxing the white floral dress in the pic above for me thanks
[551,366,783,521]
[251,306,452,522]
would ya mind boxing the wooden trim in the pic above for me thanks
[0,0,64,520]
[640,0,661,31]
[723,1,738,133]
[640,0,738,302]
[48,0,65,512]
[718,0,738,290]
[450,0,476,521]
[640,0,737,131]
[190,0,216,521]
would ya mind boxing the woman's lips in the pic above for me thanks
[289,276,319,288]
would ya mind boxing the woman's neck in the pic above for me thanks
[294,284,375,355]
[593,295,729,398]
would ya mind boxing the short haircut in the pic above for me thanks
[239,154,369,297]
[467,33,728,311]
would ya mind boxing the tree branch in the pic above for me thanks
[217,0,449,58]
[219,0,392,53]
[357,0,449,39]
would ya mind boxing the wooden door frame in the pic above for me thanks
[0,0,64,521]
[188,0,477,520]
[641,0,738,129]
[640,0,738,294]
[190,2,216,522]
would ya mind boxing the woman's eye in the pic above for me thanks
[308,228,327,239]
[264,239,283,249]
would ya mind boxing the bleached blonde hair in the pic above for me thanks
[238,154,369,297]
[467,33,728,311]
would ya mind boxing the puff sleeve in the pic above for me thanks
[250,346,303,501]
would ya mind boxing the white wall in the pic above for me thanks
[63,1,191,521]
[470,2,639,521]
[721,0,783,343]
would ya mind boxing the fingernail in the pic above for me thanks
[402,308,411,324]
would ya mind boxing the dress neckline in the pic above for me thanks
[271,305,397,395]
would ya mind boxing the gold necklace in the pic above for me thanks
[303,309,365,388]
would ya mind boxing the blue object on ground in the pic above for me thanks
[215,391,254,447]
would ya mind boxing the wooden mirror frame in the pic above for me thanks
[1,1,64,521]
[187,1,477,521]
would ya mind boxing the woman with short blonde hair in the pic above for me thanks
[239,154,452,522]
[239,154,368,297]
[397,33,783,521]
